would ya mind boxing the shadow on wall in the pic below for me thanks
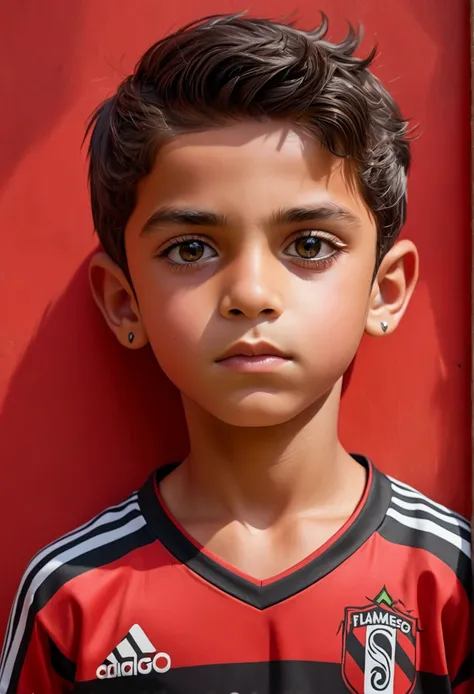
[0,257,188,615]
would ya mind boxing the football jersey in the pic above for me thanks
[0,456,471,693]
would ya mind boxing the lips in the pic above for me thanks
[216,341,291,362]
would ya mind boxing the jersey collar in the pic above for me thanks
[138,456,392,610]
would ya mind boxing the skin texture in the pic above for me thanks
[90,121,418,579]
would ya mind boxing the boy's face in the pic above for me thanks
[97,121,416,427]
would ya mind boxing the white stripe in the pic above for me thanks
[390,495,471,533]
[0,494,138,678]
[103,625,155,666]
[116,638,137,659]
[0,495,138,679]
[0,493,134,674]
[388,477,468,523]
[129,624,155,653]
[0,515,146,694]
[386,508,471,558]
[33,494,138,559]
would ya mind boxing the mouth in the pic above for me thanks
[215,341,293,373]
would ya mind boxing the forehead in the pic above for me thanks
[129,121,374,231]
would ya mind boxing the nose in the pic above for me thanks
[219,245,285,320]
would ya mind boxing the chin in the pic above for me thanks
[208,392,314,428]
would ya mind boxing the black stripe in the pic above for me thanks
[418,671,455,693]
[390,480,469,525]
[72,660,451,693]
[451,650,473,689]
[33,494,138,558]
[390,495,471,543]
[378,515,472,601]
[1,499,140,672]
[49,636,76,683]
[345,631,365,671]
[405,621,416,645]
[112,647,124,664]
[112,632,143,661]
[395,640,416,683]
[6,525,154,693]
[127,631,147,657]
[139,456,392,610]
[110,628,135,663]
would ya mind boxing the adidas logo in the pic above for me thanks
[96,624,171,679]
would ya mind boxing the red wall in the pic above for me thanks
[0,0,470,639]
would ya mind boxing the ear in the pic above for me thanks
[365,239,419,337]
[89,252,148,349]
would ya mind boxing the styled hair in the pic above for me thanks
[86,13,411,279]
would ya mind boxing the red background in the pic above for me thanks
[0,0,471,639]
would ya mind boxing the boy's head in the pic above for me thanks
[88,14,418,427]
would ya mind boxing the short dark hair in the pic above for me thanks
[86,13,411,279]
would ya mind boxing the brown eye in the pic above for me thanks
[178,240,204,262]
[164,238,217,265]
[284,234,339,264]
[294,236,322,259]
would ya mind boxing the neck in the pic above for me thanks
[177,382,356,524]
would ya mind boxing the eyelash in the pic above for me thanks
[156,235,216,272]
[156,232,345,272]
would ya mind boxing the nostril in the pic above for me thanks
[229,308,242,316]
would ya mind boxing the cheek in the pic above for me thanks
[137,281,211,369]
[293,261,372,362]
[310,282,369,332]
[298,281,368,320]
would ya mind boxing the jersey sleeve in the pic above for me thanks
[0,557,77,694]
[444,547,473,693]
[447,591,473,693]
[0,491,145,693]
[0,608,75,694]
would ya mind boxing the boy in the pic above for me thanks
[0,12,471,694]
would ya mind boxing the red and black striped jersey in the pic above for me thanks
[0,457,471,693]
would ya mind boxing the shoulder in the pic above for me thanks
[11,489,152,619]
[0,490,155,689]
[377,472,471,594]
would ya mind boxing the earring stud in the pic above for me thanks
[128,332,135,344]
[380,321,388,333]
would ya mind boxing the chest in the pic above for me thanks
[65,545,446,693]
[193,514,349,579]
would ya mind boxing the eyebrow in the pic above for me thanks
[270,204,361,227]
[140,202,360,236]
[140,208,225,236]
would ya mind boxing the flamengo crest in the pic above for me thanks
[340,587,418,694]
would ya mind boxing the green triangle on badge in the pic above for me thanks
[374,586,393,606]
